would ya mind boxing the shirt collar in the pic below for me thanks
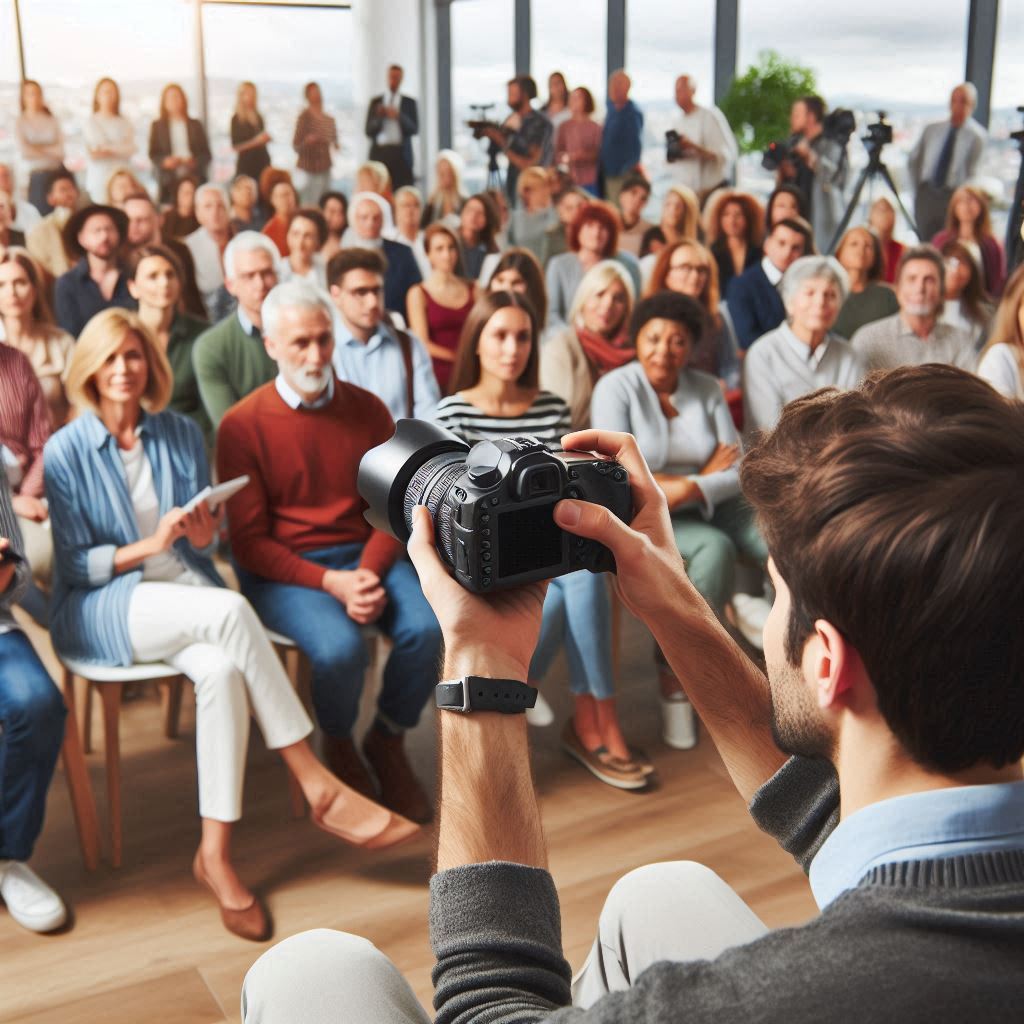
[780,322,831,369]
[809,781,1024,910]
[762,255,784,287]
[237,307,261,338]
[897,313,940,341]
[335,314,395,353]
[274,372,335,409]
[83,409,152,450]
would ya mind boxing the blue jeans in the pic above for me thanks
[0,630,66,861]
[237,545,441,738]
[529,571,615,699]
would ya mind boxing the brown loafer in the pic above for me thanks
[561,722,649,790]
[192,853,272,942]
[323,735,378,799]
[362,726,434,824]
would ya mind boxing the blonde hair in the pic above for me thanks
[568,260,635,328]
[663,184,700,241]
[234,81,261,126]
[982,265,1024,375]
[105,167,147,205]
[356,160,391,195]
[516,166,549,200]
[65,308,173,415]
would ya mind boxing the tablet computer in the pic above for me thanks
[183,475,251,514]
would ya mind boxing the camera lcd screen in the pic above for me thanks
[497,503,562,578]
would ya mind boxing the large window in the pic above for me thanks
[0,1,21,168]
[532,7,606,106]
[451,0,515,194]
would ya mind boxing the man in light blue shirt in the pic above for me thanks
[327,247,439,422]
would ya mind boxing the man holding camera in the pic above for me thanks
[777,95,848,253]
[242,363,1024,1022]
[667,74,737,202]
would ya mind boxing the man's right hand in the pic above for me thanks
[11,494,47,523]
[322,568,387,624]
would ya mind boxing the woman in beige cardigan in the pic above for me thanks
[540,260,635,429]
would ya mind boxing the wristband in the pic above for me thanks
[436,676,538,714]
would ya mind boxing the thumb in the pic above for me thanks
[406,505,446,580]
[554,499,636,558]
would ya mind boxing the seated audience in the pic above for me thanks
[261,179,299,258]
[869,196,904,283]
[704,190,764,294]
[456,193,500,282]
[0,477,67,934]
[16,80,64,216]
[435,292,645,787]
[726,216,812,350]
[392,186,430,279]
[319,190,348,262]
[160,175,200,239]
[542,260,635,429]
[185,184,235,322]
[832,226,900,339]
[555,86,602,193]
[764,183,807,228]
[219,281,441,824]
[540,187,588,266]
[646,240,740,389]
[421,149,467,229]
[406,224,477,394]
[851,244,976,371]
[931,183,1005,297]
[639,185,701,286]
[192,232,280,428]
[343,192,422,314]
[0,248,73,427]
[104,168,147,209]
[53,204,135,338]
[615,172,653,257]
[327,248,439,421]
[293,82,338,205]
[123,190,206,319]
[546,201,640,329]
[127,244,212,446]
[149,84,211,204]
[487,247,548,327]
[228,174,263,233]
[26,169,80,278]
[939,238,994,349]
[279,208,328,289]
[231,82,271,184]
[0,191,26,249]
[978,265,1024,399]
[743,256,866,435]
[508,167,556,263]
[0,163,41,235]
[592,291,768,744]
[46,308,417,940]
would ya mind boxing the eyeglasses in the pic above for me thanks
[668,262,709,276]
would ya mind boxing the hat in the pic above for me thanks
[62,204,129,260]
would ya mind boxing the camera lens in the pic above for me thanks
[402,452,465,566]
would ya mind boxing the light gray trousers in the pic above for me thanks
[241,861,768,1022]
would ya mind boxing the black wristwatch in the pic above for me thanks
[436,676,538,714]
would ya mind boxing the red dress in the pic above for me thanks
[423,285,474,395]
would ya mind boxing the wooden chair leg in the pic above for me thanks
[161,677,184,739]
[77,676,94,754]
[60,669,101,871]
[97,682,124,868]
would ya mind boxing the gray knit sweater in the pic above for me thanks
[429,758,1024,1022]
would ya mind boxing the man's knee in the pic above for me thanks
[601,861,732,930]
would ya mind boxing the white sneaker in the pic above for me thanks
[732,593,771,650]
[525,690,555,727]
[0,861,67,933]
[661,693,698,750]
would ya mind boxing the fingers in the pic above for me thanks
[561,429,662,511]
[553,497,640,563]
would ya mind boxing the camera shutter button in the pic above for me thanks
[467,464,502,487]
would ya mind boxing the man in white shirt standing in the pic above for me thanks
[365,64,419,190]
[185,184,235,323]
[667,75,738,203]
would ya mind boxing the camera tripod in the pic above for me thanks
[1005,107,1024,274]
[827,132,917,254]
[470,102,504,192]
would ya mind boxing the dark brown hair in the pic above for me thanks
[158,83,188,120]
[487,247,548,329]
[943,184,995,244]
[291,207,328,247]
[326,246,387,289]
[895,243,945,288]
[704,189,765,248]
[0,248,53,324]
[92,77,121,115]
[770,215,815,254]
[741,365,1024,772]
[259,167,294,205]
[940,238,989,324]
[127,243,184,283]
[449,291,539,393]
[572,86,595,115]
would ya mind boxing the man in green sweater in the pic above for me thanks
[242,364,1024,1022]
[192,231,280,428]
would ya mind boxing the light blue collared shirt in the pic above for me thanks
[274,373,335,410]
[809,780,1024,909]
[237,307,260,338]
[330,314,440,422]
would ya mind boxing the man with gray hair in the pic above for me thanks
[743,256,866,435]
[185,183,235,322]
[192,231,280,427]
[907,84,986,243]
[218,280,441,825]
[669,75,738,201]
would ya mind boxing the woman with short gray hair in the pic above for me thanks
[743,255,866,435]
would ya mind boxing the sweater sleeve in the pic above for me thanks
[193,324,240,429]
[19,361,52,498]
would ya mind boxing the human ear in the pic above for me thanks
[809,619,853,709]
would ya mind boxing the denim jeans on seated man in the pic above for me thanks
[235,543,441,745]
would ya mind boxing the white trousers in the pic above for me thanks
[127,582,313,822]
[240,861,768,1022]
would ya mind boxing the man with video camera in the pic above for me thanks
[775,95,849,253]
[242,364,1024,1022]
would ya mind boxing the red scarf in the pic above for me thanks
[575,325,635,377]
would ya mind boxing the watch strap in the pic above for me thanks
[436,676,538,714]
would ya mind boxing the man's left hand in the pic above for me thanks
[406,505,546,681]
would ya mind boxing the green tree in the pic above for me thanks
[720,50,818,155]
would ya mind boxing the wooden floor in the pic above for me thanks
[1,599,817,1023]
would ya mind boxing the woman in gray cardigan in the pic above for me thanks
[591,292,767,748]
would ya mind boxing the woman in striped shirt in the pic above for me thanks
[434,292,649,790]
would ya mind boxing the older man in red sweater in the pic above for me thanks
[218,280,440,823]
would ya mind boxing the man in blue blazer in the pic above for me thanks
[725,217,812,350]
[348,194,423,315]
[365,65,418,189]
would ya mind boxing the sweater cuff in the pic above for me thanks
[292,557,329,591]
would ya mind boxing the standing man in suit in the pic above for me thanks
[725,217,812,350]
[907,84,986,244]
[365,65,418,190]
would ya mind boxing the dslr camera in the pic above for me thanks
[358,420,632,594]
[761,136,792,172]
[665,129,687,163]
[864,111,893,148]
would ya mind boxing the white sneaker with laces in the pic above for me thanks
[525,690,555,727]
[661,693,698,750]
[0,860,67,933]
[732,593,771,650]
